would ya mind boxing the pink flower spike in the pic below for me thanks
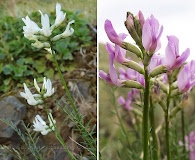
[180,131,195,160]
[189,131,195,160]
[142,15,163,55]
[104,19,127,45]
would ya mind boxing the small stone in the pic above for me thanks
[0,96,26,139]
[76,81,90,99]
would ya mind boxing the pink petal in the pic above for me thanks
[104,20,123,45]
[142,19,152,51]
[173,48,190,69]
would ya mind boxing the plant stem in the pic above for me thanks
[143,67,150,160]
[181,109,187,159]
[165,76,171,160]
[51,48,80,120]
[149,97,159,160]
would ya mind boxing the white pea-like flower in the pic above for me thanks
[43,77,55,98]
[20,83,43,106]
[39,10,52,37]
[52,20,75,41]
[62,20,75,37]
[34,77,55,97]
[20,77,54,106]
[22,15,41,39]
[44,48,54,54]
[22,3,75,47]
[54,3,66,28]
[33,113,56,135]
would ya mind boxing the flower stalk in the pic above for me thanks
[143,67,150,160]
[165,75,172,160]
[50,47,80,119]
[149,97,160,160]
[181,110,187,159]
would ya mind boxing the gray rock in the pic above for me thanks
[0,96,26,139]
[76,81,90,99]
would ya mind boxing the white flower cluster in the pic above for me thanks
[33,113,56,135]
[22,3,75,49]
[20,77,54,106]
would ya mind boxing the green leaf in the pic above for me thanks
[44,68,54,78]
[24,57,34,64]
[2,64,13,75]
[16,58,25,65]
[63,52,73,60]
[3,78,11,85]
[34,60,46,74]
[0,52,5,60]
[13,65,27,77]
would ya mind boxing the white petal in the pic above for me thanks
[20,92,28,99]
[35,115,46,126]
[48,113,56,131]
[22,15,41,39]
[39,10,51,37]
[41,129,51,135]
[54,3,66,27]
[62,20,75,38]
[44,78,54,97]
[34,78,40,93]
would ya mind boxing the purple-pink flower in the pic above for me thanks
[104,19,127,46]
[118,89,138,110]
[148,53,165,72]
[109,33,129,64]
[177,60,195,92]
[179,131,195,160]
[142,15,163,55]
[118,95,132,111]
[119,67,138,80]
[165,35,190,70]
[119,67,145,87]
[99,43,124,86]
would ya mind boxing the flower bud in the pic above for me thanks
[121,42,142,58]
[168,100,187,121]
[123,60,144,75]
[138,11,145,29]
[157,80,168,93]
[122,80,144,89]
[158,98,167,112]
[31,41,50,49]
[125,13,134,30]
[149,65,167,78]
[170,89,182,97]
[124,12,142,47]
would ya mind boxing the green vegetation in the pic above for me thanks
[0,10,92,93]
